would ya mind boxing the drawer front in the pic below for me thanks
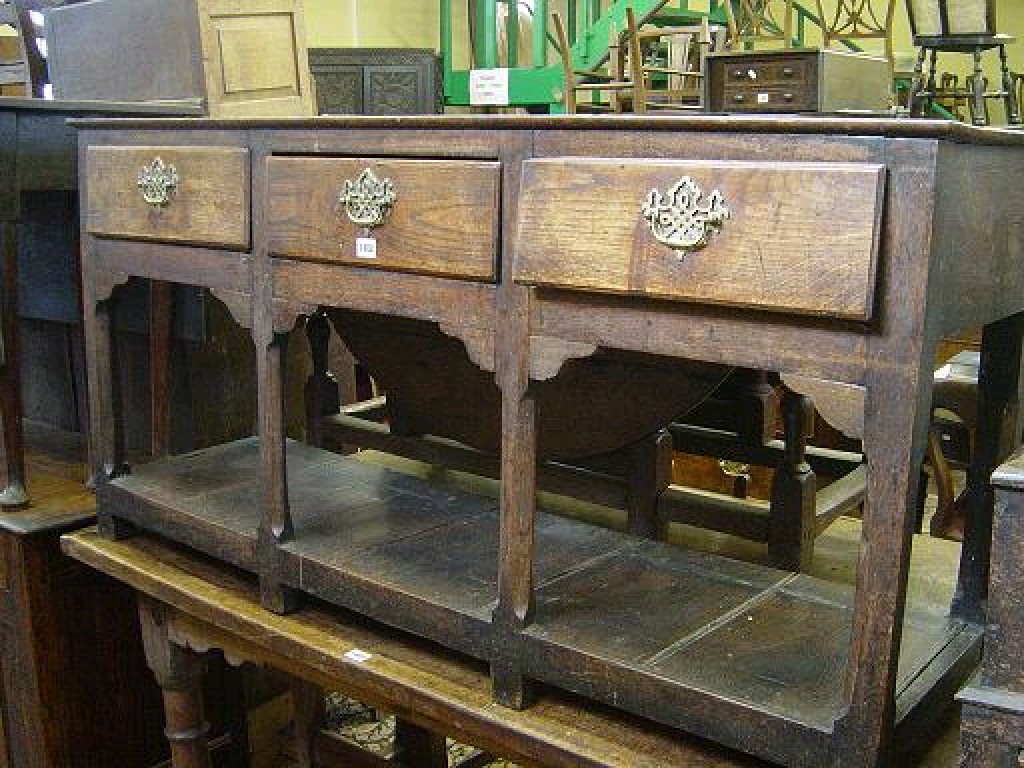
[514,158,885,321]
[267,157,500,281]
[86,146,250,249]
[722,86,816,112]
[722,57,813,87]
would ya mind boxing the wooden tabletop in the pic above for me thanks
[61,528,766,768]
[0,96,204,115]
[67,112,1024,145]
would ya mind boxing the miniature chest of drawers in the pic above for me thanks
[75,114,1024,768]
[705,49,892,113]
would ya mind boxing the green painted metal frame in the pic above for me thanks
[442,0,720,110]
[440,0,923,113]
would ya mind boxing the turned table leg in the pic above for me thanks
[138,598,212,768]
[303,310,339,449]
[394,719,448,768]
[768,391,816,571]
[290,678,324,768]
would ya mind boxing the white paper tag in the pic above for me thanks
[344,648,373,663]
[470,68,510,107]
[757,93,769,104]
[355,237,377,259]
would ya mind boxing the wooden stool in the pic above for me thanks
[957,450,1024,766]
[906,0,1020,125]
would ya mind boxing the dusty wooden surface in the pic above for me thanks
[76,117,1024,768]
[85,145,251,249]
[515,158,884,320]
[267,157,501,280]
[62,527,768,768]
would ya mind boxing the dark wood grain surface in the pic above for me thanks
[515,158,885,320]
[77,117,1024,768]
[267,156,500,280]
[63,527,773,768]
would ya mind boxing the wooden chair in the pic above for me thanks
[625,8,726,112]
[723,0,794,50]
[815,0,896,65]
[552,10,635,114]
[0,1,45,96]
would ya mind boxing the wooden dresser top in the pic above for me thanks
[69,113,1024,145]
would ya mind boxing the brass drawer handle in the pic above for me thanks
[137,157,179,209]
[641,176,730,257]
[782,66,795,77]
[338,168,396,229]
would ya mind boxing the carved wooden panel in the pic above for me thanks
[308,48,442,115]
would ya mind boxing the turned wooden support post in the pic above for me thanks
[394,719,448,768]
[626,428,672,539]
[149,280,175,458]
[768,390,816,571]
[303,310,339,448]
[139,599,212,768]
[0,220,27,506]
[736,369,778,444]
[290,678,324,768]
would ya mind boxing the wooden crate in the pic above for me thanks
[44,0,314,116]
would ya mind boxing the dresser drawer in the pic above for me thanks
[85,146,250,249]
[514,158,885,321]
[722,86,816,112]
[267,157,500,281]
[721,56,813,87]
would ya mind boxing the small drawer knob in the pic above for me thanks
[732,93,745,103]
[783,92,794,102]
[782,66,795,77]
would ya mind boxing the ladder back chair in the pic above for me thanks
[815,0,896,65]
[552,10,635,114]
[626,8,726,112]
[724,0,794,50]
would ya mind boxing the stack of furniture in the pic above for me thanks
[707,0,894,113]
[75,113,1024,768]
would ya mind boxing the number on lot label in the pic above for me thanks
[355,237,378,259]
